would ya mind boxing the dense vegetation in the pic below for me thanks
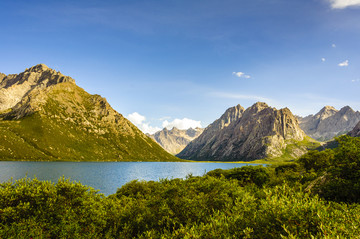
[1,135,360,238]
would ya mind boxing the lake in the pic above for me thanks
[0,161,260,195]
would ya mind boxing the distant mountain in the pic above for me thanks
[298,106,360,141]
[177,102,317,161]
[149,127,204,154]
[349,121,360,137]
[0,64,178,161]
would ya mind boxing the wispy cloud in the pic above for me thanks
[232,72,251,79]
[329,0,360,9]
[210,92,271,102]
[321,58,326,62]
[159,116,171,121]
[338,60,349,67]
[162,118,202,130]
[332,43,336,48]
[127,112,145,125]
[296,93,360,111]
[351,79,360,83]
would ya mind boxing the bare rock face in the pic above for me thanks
[298,106,360,141]
[177,102,307,161]
[150,127,204,154]
[349,121,360,137]
[176,104,244,159]
[0,64,75,112]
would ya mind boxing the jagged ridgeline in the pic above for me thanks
[149,127,204,155]
[0,64,178,161]
[298,106,360,141]
[177,102,320,161]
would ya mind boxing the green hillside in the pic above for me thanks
[0,82,179,161]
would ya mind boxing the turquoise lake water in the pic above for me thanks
[0,161,259,195]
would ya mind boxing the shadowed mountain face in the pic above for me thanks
[0,64,178,161]
[177,102,313,162]
[298,106,360,141]
[349,121,360,137]
[149,127,204,154]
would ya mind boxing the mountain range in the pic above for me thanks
[1,64,359,162]
[297,106,360,141]
[0,64,177,161]
[177,102,319,161]
[149,127,204,154]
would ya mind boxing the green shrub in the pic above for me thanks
[298,149,333,172]
[207,166,270,187]
[0,177,106,238]
[275,163,299,175]
[319,136,360,203]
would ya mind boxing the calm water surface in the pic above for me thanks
[0,161,259,195]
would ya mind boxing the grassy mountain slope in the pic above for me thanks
[0,70,179,161]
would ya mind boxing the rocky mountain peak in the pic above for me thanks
[0,64,75,112]
[251,102,269,111]
[315,106,338,120]
[0,73,5,83]
[320,105,337,112]
[216,104,245,129]
[339,106,354,114]
[171,127,180,132]
[298,105,360,141]
[150,127,204,154]
[26,64,50,73]
[178,103,308,161]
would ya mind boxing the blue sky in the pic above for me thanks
[1,0,360,133]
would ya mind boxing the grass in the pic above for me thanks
[263,136,322,163]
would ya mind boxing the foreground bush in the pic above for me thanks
[1,173,360,238]
[0,177,106,238]
[206,165,270,187]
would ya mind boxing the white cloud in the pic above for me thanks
[162,118,202,130]
[352,79,360,82]
[127,113,202,133]
[139,123,161,135]
[210,91,271,102]
[329,0,360,9]
[127,112,161,134]
[321,58,326,62]
[233,72,251,79]
[127,112,146,125]
[338,60,349,67]
[332,43,336,48]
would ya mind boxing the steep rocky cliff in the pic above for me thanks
[349,121,360,137]
[0,64,178,161]
[298,106,360,141]
[177,102,315,161]
[149,127,204,154]
[176,104,244,158]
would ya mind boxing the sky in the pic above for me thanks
[1,0,360,133]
